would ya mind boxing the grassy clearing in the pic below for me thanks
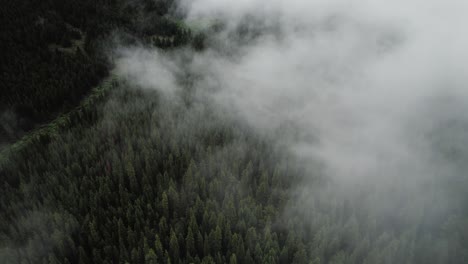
[48,23,87,56]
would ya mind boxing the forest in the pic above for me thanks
[1,0,468,264]
[0,0,188,145]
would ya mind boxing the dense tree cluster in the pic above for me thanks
[2,78,467,264]
[0,83,305,263]
[0,0,187,143]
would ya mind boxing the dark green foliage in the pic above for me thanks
[0,81,300,263]
[0,0,110,132]
[0,0,189,144]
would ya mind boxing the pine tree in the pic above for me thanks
[292,242,307,264]
[161,192,169,218]
[155,234,164,258]
[169,229,180,263]
[229,254,238,264]
[186,227,195,257]
[145,249,158,264]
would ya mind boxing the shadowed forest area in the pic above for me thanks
[0,0,187,145]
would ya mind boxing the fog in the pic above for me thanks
[116,0,468,261]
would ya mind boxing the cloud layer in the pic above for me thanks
[115,0,468,258]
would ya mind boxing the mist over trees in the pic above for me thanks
[1,0,468,264]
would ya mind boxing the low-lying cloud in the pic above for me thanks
[115,0,468,260]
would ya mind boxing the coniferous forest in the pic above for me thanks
[1,1,468,264]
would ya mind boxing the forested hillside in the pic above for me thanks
[1,59,467,264]
[1,0,468,264]
[0,80,302,263]
[0,0,186,144]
